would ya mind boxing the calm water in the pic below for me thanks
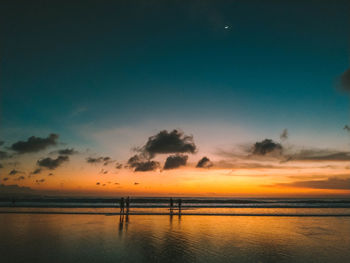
[1,213,349,263]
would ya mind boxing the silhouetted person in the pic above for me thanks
[170,197,174,214]
[126,196,130,213]
[120,197,125,214]
[178,198,182,214]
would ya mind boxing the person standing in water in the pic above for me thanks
[170,197,174,214]
[178,198,182,214]
[126,196,130,213]
[120,197,125,214]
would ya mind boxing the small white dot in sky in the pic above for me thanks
[224,25,229,29]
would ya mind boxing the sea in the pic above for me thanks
[0,197,349,262]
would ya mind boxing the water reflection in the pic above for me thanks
[118,213,130,237]
[0,214,349,263]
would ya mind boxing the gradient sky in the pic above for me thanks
[1,0,350,197]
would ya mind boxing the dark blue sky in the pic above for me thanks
[1,0,350,148]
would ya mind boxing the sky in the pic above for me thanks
[1,0,350,197]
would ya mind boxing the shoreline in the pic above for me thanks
[1,210,350,217]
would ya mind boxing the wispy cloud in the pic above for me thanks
[269,177,350,190]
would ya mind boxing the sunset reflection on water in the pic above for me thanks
[1,213,350,263]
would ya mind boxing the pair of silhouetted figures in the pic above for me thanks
[170,198,182,214]
[119,196,130,214]
[119,197,182,215]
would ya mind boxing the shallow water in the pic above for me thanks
[1,213,349,263]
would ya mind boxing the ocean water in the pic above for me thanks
[1,198,350,216]
[0,213,349,263]
[0,198,350,262]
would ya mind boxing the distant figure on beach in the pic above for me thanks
[170,197,174,213]
[178,198,182,213]
[126,196,130,213]
[120,197,125,213]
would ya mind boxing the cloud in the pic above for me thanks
[9,169,22,176]
[196,157,213,168]
[251,139,283,156]
[3,177,9,181]
[99,169,108,174]
[217,161,299,170]
[10,134,59,153]
[344,125,350,132]
[127,155,160,172]
[163,154,188,170]
[48,173,54,176]
[134,182,139,185]
[35,179,45,184]
[139,129,197,158]
[31,168,42,175]
[37,155,69,170]
[55,148,78,155]
[288,149,350,161]
[339,68,350,94]
[96,182,100,185]
[271,177,350,190]
[115,163,123,169]
[86,156,113,165]
[280,129,288,140]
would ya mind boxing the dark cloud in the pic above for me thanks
[0,151,11,160]
[339,68,350,94]
[344,125,350,132]
[280,129,288,140]
[11,134,59,154]
[99,169,108,174]
[102,184,106,187]
[272,177,350,190]
[252,139,283,156]
[37,155,69,170]
[31,168,42,175]
[196,157,213,168]
[96,182,100,185]
[164,154,188,170]
[127,155,160,172]
[36,179,45,184]
[86,156,113,165]
[56,148,78,155]
[48,173,54,176]
[140,129,197,158]
[115,163,123,169]
[3,177,9,181]
[134,182,139,185]
[9,169,22,176]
